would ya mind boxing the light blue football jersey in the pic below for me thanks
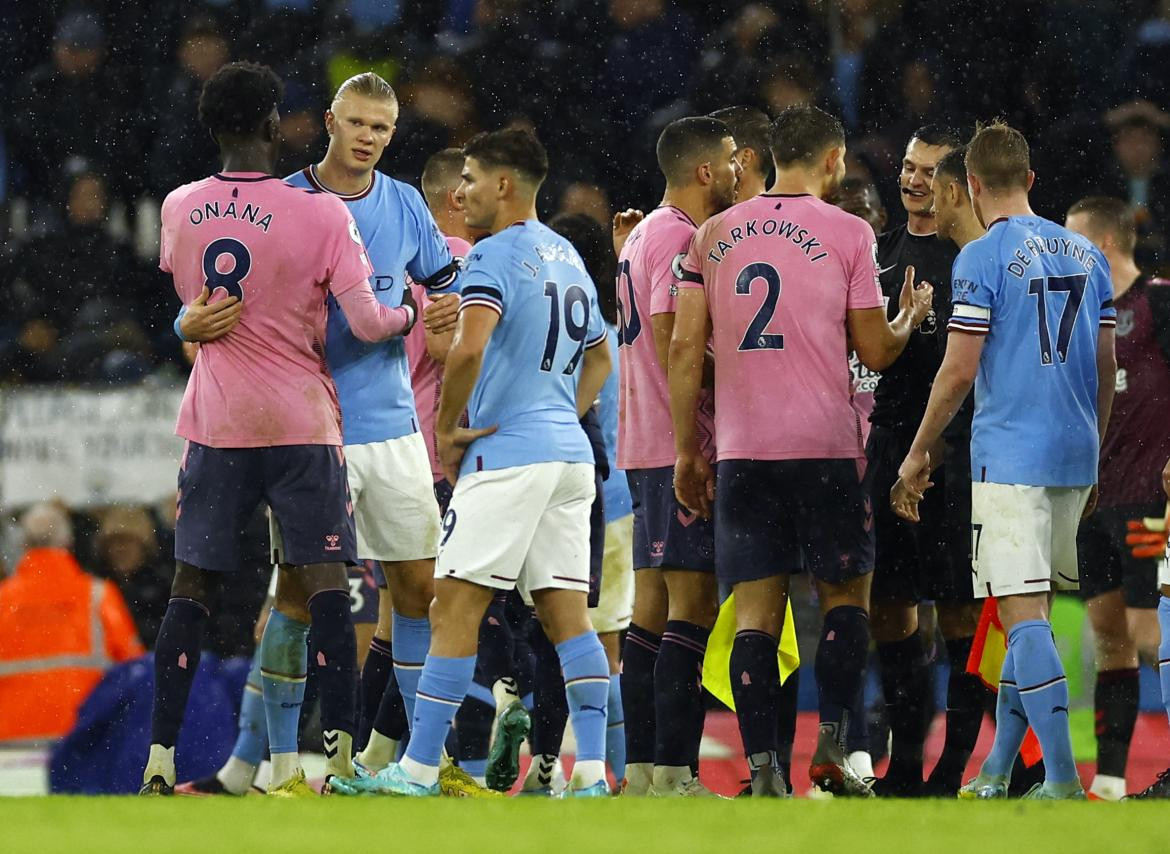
[459,220,608,477]
[600,324,633,522]
[285,166,460,445]
[949,215,1116,487]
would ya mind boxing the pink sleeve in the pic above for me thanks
[158,194,174,275]
[648,230,693,315]
[334,284,413,342]
[320,199,375,298]
[676,225,705,291]
[846,220,884,310]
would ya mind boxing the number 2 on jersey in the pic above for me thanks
[1027,274,1086,365]
[735,262,785,351]
[203,237,252,301]
[541,281,589,374]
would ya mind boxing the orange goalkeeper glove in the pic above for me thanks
[1126,504,1170,559]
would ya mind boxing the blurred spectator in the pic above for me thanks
[94,506,173,649]
[3,172,160,383]
[275,80,328,177]
[827,176,888,233]
[385,57,480,182]
[1100,101,1170,271]
[10,10,138,230]
[824,0,882,132]
[759,53,822,117]
[690,4,793,112]
[0,502,143,743]
[1119,0,1170,110]
[148,16,229,195]
[557,182,612,228]
[602,0,699,134]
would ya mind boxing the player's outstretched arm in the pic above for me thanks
[435,305,499,483]
[668,288,714,518]
[893,331,983,521]
[332,280,416,342]
[576,332,612,418]
[850,265,933,371]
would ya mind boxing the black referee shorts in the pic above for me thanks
[865,424,974,604]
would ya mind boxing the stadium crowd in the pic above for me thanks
[2,1,1170,384]
[0,0,1169,802]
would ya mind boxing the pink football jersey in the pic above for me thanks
[679,193,883,461]
[406,234,472,481]
[162,172,375,448]
[617,205,715,469]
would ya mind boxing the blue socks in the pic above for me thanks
[232,648,269,766]
[606,674,626,781]
[981,647,1028,778]
[393,612,431,724]
[405,654,476,771]
[260,609,309,758]
[1011,620,1077,785]
[1159,596,1170,727]
[557,631,610,765]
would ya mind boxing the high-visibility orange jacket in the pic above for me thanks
[0,547,144,742]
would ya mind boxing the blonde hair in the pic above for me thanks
[332,72,398,111]
[965,119,1030,192]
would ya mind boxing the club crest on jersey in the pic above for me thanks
[1115,308,1135,337]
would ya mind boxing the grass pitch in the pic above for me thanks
[3,796,1167,854]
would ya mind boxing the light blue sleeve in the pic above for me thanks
[404,186,460,294]
[459,239,509,316]
[948,243,997,334]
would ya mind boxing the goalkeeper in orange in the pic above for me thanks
[1064,198,1170,800]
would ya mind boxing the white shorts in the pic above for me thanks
[1158,541,1169,589]
[274,433,441,564]
[970,482,1091,599]
[590,515,634,634]
[436,461,595,597]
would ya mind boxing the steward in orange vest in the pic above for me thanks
[0,545,144,742]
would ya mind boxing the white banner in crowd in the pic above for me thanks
[0,385,185,508]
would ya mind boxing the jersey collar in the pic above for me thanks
[304,164,376,201]
[213,172,278,182]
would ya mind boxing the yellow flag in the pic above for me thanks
[702,593,800,712]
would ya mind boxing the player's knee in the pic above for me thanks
[869,600,917,643]
[389,563,435,617]
[170,562,213,608]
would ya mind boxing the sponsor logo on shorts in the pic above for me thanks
[325,534,341,551]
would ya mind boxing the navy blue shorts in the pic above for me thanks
[176,441,357,572]
[588,469,604,608]
[349,562,381,624]
[628,466,715,572]
[434,478,454,516]
[714,458,874,585]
